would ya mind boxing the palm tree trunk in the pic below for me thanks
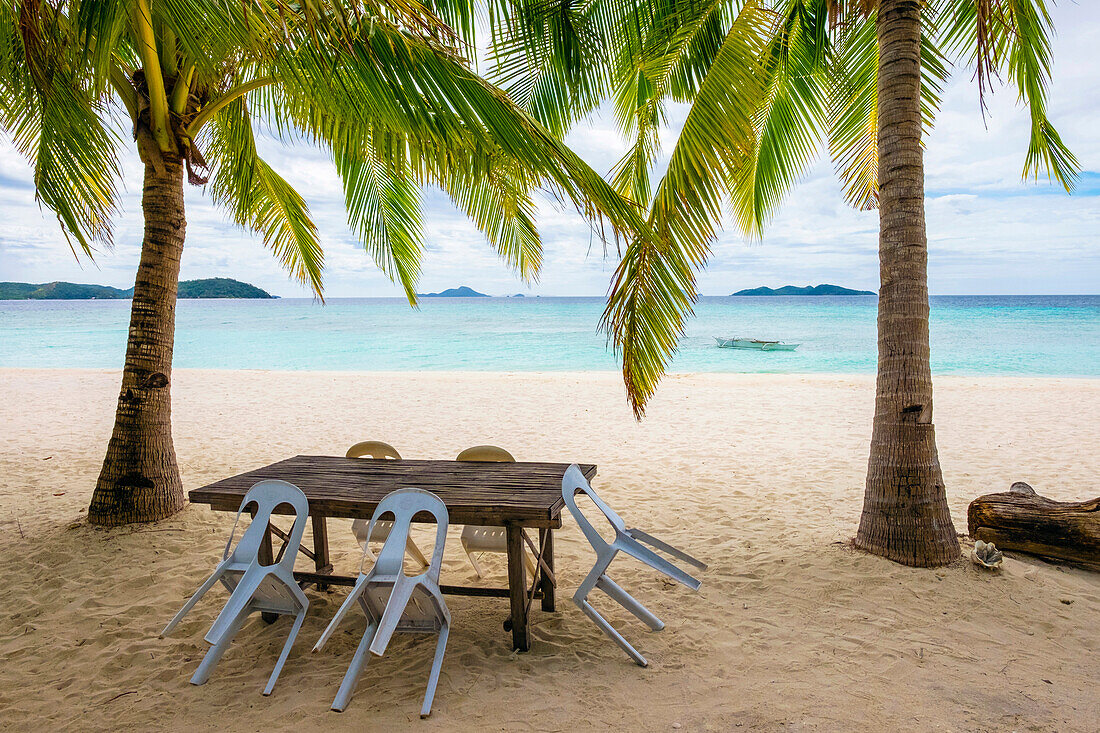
[854,0,959,567]
[88,149,186,525]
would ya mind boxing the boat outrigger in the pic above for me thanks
[715,337,800,351]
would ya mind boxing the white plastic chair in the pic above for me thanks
[346,441,429,568]
[314,488,451,717]
[456,445,536,578]
[561,465,707,667]
[161,479,311,695]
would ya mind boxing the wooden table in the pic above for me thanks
[189,456,597,651]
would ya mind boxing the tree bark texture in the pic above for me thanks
[88,146,186,525]
[854,0,960,567]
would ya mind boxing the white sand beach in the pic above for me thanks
[0,368,1097,731]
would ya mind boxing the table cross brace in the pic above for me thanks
[522,529,550,619]
[266,522,318,563]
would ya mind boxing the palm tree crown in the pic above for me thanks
[1,0,647,299]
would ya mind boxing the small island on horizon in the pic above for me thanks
[0,277,275,300]
[731,284,875,296]
[418,286,489,298]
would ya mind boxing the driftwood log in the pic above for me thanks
[968,482,1100,571]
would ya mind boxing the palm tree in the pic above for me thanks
[0,0,646,525]
[490,0,1077,566]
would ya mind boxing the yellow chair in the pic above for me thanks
[347,442,429,568]
[456,445,536,578]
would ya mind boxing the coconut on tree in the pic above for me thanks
[0,0,646,525]
[489,0,1076,566]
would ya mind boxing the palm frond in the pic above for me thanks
[608,0,733,204]
[932,0,1077,190]
[335,139,424,303]
[204,96,324,296]
[602,2,773,417]
[487,0,612,137]
[1002,0,1078,189]
[0,1,119,256]
[442,163,543,282]
[732,0,830,237]
[270,22,649,243]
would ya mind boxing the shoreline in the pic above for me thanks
[4,366,1100,381]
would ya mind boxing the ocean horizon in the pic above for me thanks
[2,294,1098,376]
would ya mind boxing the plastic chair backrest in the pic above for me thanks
[367,489,449,580]
[456,445,515,462]
[226,480,310,572]
[347,441,402,460]
[561,464,626,555]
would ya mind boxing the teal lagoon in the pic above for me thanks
[1,295,1097,376]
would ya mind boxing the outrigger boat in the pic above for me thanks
[715,336,800,351]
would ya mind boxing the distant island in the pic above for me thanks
[176,278,274,299]
[0,277,274,300]
[418,286,489,298]
[731,284,875,296]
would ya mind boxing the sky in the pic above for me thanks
[1,4,1097,298]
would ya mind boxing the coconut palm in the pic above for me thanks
[0,0,646,525]
[490,0,1076,566]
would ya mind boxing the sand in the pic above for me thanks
[0,368,1097,732]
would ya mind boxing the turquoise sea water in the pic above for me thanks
[1,295,1098,375]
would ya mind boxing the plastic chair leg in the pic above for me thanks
[161,567,224,637]
[314,576,369,652]
[621,540,701,591]
[573,551,615,604]
[596,575,664,631]
[462,541,486,579]
[331,622,378,712]
[627,529,708,570]
[576,598,648,667]
[191,605,249,685]
[264,607,306,696]
[421,623,449,718]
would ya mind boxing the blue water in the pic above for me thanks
[1,295,1098,375]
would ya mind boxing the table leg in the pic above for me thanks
[539,528,556,612]
[311,514,332,590]
[506,524,530,651]
[258,520,278,624]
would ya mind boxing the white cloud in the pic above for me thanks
[1,4,1097,296]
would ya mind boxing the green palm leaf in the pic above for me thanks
[204,96,324,296]
[603,1,773,417]
[336,142,424,303]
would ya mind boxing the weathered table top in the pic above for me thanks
[189,456,597,527]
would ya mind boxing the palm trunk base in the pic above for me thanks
[89,380,185,525]
[855,418,960,567]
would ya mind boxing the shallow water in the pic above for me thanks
[1,295,1097,375]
